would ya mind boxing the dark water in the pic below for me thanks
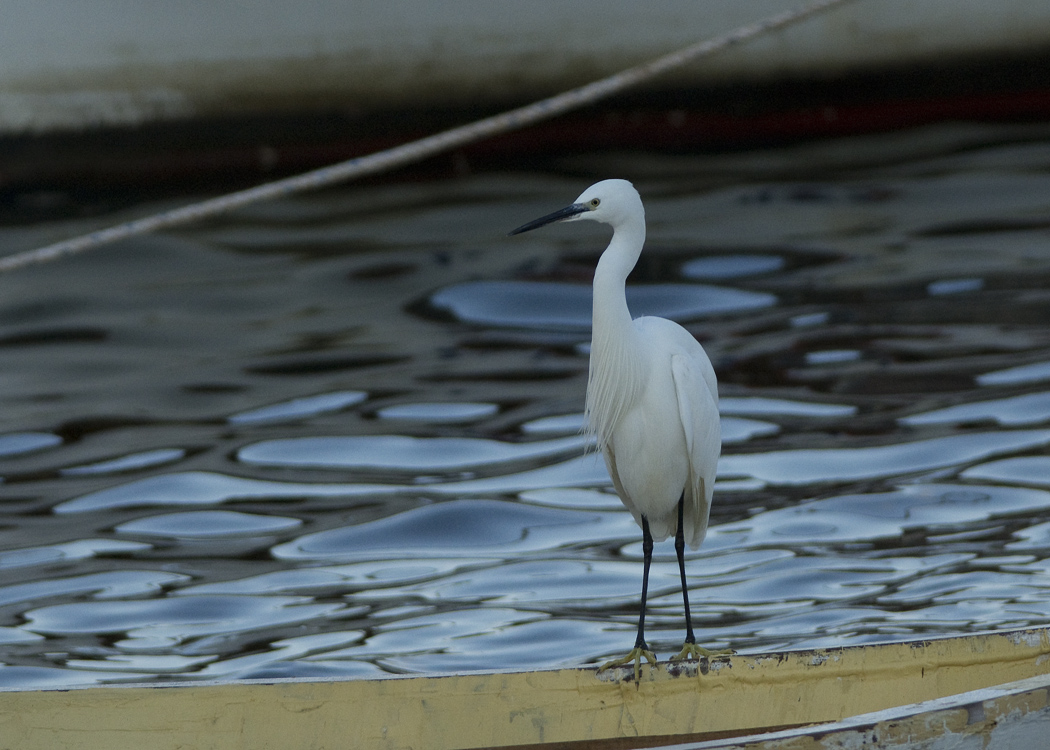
[5,121,1050,686]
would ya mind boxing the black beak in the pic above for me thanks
[508,203,589,236]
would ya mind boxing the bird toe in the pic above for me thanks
[670,642,734,663]
[599,647,657,681]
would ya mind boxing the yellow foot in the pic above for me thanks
[599,647,657,682]
[670,642,735,663]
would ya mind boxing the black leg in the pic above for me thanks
[675,495,696,645]
[670,496,733,665]
[599,516,659,678]
[633,516,654,651]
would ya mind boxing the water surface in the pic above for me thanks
[4,122,1050,685]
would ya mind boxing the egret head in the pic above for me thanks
[509,179,642,235]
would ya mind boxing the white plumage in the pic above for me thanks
[510,179,725,680]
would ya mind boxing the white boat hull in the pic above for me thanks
[4,0,1050,134]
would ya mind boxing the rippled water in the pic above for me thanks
[5,121,1050,687]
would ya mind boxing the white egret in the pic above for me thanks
[510,179,724,680]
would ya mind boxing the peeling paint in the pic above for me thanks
[1007,628,1048,649]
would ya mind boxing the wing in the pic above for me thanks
[670,351,721,549]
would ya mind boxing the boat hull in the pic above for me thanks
[5,0,1050,135]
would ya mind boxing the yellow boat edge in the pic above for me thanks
[0,626,1047,750]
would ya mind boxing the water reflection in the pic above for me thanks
[520,413,586,435]
[61,449,187,476]
[53,471,369,513]
[963,457,1050,487]
[721,417,780,444]
[0,432,62,459]
[927,278,984,296]
[978,361,1050,386]
[709,484,1050,548]
[228,390,367,425]
[375,402,499,422]
[719,430,1050,486]
[178,559,480,596]
[0,540,151,570]
[718,397,856,418]
[680,254,785,280]
[116,511,303,538]
[23,594,349,664]
[427,280,775,330]
[5,123,1050,686]
[271,500,636,561]
[0,571,190,608]
[902,392,1050,426]
[238,434,589,472]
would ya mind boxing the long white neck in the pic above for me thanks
[585,220,646,449]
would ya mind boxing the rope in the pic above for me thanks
[0,0,853,274]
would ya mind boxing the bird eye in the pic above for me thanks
[589,198,600,208]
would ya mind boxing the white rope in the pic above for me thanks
[0,0,853,273]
